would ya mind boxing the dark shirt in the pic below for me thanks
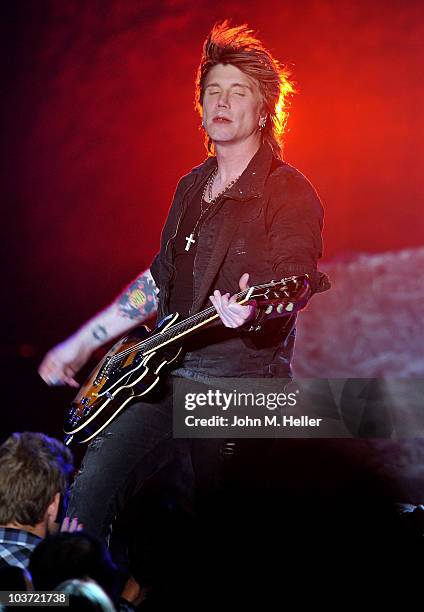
[168,179,216,318]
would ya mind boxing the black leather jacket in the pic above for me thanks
[150,143,330,378]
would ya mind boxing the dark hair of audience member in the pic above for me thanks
[29,532,120,603]
[0,565,32,590]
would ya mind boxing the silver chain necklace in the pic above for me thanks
[185,167,240,252]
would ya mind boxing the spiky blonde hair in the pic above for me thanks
[195,20,296,159]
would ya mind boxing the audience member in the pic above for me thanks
[29,531,135,610]
[56,578,116,611]
[0,432,75,570]
[0,564,32,590]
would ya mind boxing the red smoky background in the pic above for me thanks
[1,0,423,437]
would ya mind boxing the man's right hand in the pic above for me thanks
[38,334,93,388]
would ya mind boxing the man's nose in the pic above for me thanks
[217,92,230,107]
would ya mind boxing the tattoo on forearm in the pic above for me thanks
[118,271,159,321]
[92,325,108,342]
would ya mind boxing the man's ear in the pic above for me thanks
[47,492,61,523]
[45,492,61,536]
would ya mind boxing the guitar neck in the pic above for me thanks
[119,275,308,360]
[142,288,252,356]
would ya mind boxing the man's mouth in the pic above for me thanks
[213,116,232,123]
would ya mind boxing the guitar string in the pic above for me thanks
[108,279,299,364]
[107,306,220,364]
[107,278,300,365]
[108,307,218,365]
[107,282,284,365]
[108,290,250,364]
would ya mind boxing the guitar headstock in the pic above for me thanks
[238,274,311,314]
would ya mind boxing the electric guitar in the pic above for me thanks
[64,275,310,445]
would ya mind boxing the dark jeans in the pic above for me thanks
[66,374,194,540]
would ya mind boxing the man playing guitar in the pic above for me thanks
[38,20,329,591]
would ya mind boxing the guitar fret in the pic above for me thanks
[144,307,215,351]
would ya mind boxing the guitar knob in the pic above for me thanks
[265,304,273,314]
[277,304,284,313]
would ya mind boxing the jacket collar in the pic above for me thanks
[191,142,274,202]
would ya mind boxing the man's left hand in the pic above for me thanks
[209,272,256,328]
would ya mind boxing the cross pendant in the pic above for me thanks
[185,233,195,251]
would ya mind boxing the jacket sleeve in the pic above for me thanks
[266,167,324,287]
[241,167,330,334]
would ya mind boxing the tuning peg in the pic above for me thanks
[276,304,284,314]
[265,304,273,314]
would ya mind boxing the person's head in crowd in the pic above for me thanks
[29,531,120,603]
[0,432,74,538]
[56,578,116,611]
[0,565,32,590]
